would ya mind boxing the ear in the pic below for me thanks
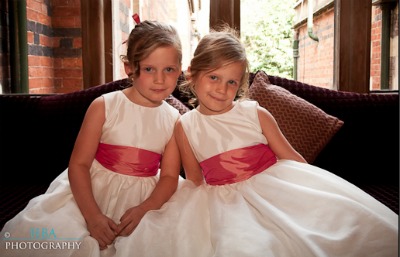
[124,62,133,77]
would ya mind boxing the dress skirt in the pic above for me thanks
[1,160,159,257]
[116,160,398,257]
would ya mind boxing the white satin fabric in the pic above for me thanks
[117,100,398,257]
[0,90,180,257]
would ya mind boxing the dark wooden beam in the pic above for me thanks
[103,0,113,83]
[334,0,372,93]
[210,0,240,33]
[81,0,105,88]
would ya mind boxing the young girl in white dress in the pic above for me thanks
[0,18,183,257]
[117,25,398,257]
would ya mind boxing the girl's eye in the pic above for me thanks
[228,80,237,85]
[144,67,154,72]
[165,67,175,72]
[209,75,218,81]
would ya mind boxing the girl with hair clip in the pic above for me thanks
[0,16,183,257]
[118,25,397,257]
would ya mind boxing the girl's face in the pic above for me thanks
[194,61,244,115]
[125,45,181,107]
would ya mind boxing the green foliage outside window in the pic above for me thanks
[241,0,296,78]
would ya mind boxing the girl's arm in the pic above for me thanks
[174,119,204,185]
[134,131,182,211]
[257,106,307,163]
[68,97,118,249]
[116,123,182,236]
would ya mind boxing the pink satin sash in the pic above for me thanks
[200,144,277,185]
[95,143,161,177]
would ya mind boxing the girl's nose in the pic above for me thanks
[216,82,227,93]
[154,71,164,83]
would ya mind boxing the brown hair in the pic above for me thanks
[120,20,182,80]
[181,24,249,107]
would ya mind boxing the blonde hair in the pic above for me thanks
[181,25,249,107]
[120,20,182,80]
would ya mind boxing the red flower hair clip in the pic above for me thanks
[133,13,140,25]
[122,13,141,44]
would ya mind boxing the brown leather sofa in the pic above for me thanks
[1,73,398,229]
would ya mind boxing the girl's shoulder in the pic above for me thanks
[179,100,259,124]
[101,90,123,102]
[162,100,180,119]
[236,99,259,109]
[103,89,122,97]
[179,100,259,118]
[179,108,196,124]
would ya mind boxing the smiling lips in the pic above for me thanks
[209,94,226,102]
[152,88,167,93]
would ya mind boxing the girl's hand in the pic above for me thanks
[115,205,147,237]
[86,213,118,250]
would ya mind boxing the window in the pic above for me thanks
[1,0,398,94]
[110,0,210,80]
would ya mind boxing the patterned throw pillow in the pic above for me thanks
[248,71,344,163]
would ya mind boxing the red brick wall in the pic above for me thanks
[371,6,382,90]
[27,0,82,94]
[371,5,399,91]
[295,2,398,90]
[296,6,334,89]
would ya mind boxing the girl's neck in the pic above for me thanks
[196,101,236,116]
[122,87,163,107]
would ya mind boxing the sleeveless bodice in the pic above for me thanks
[95,90,179,175]
[180,100,277,184]
[100,90,179,153]
[180,100,268,161]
